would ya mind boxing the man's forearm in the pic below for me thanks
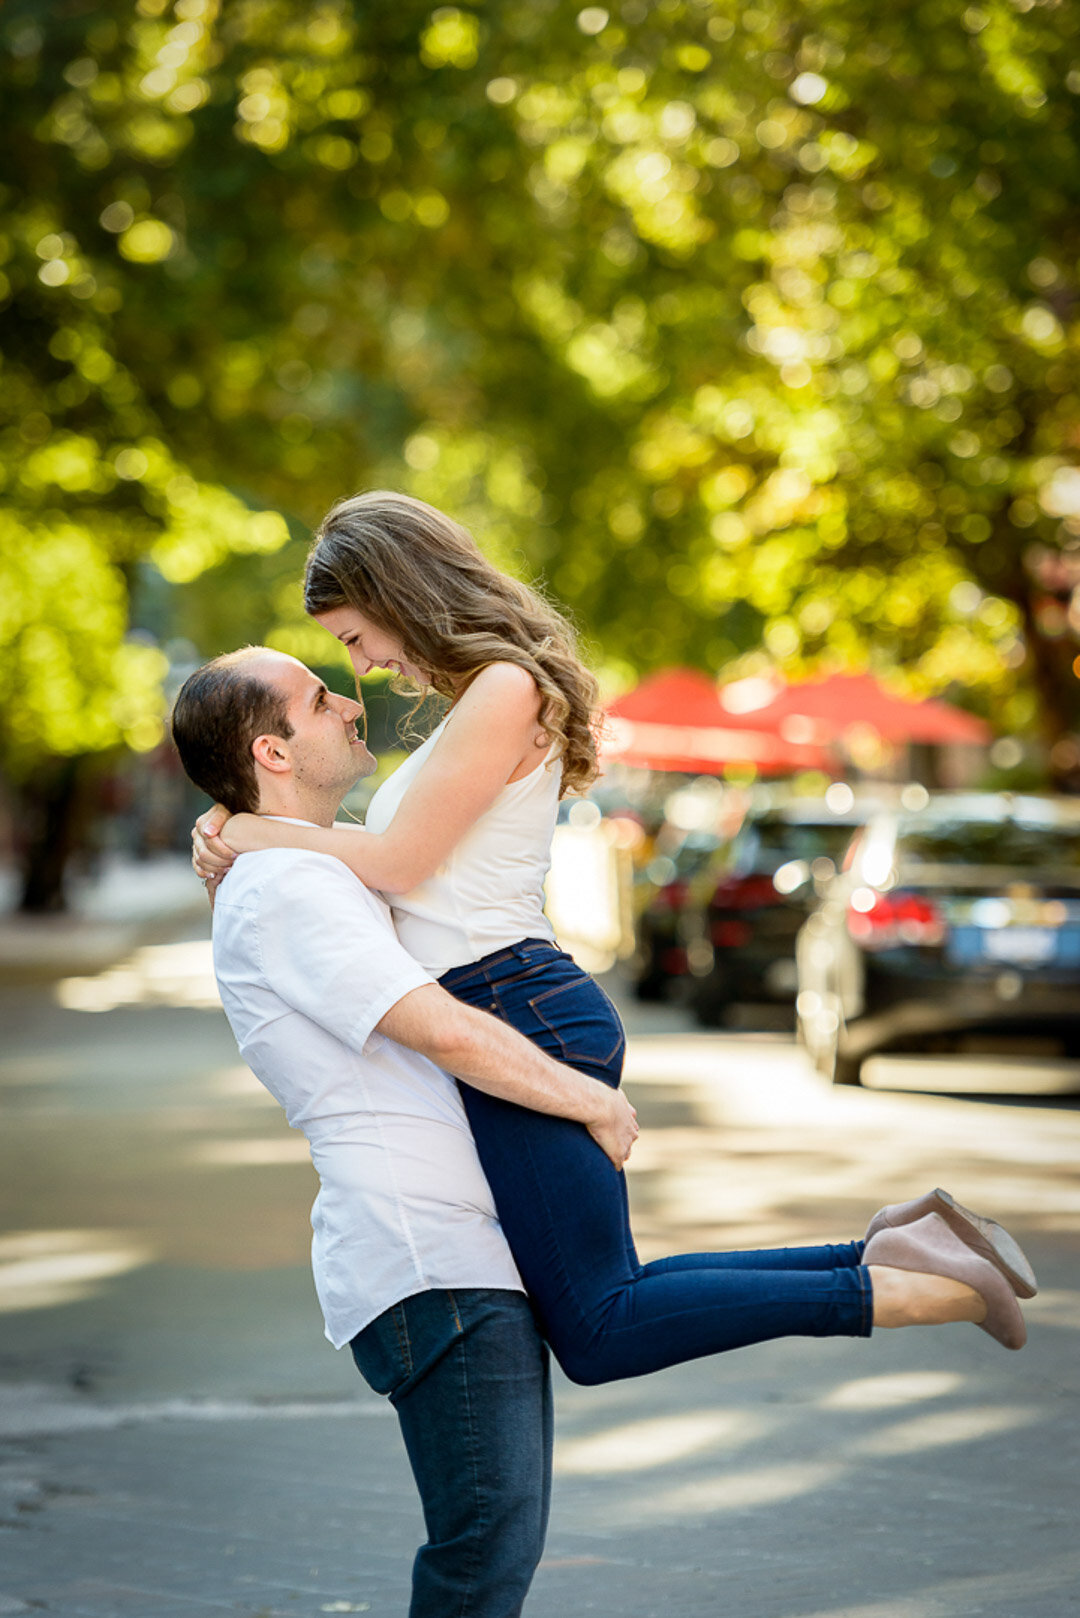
[376,983,638,1168]
[378,984,606,1122]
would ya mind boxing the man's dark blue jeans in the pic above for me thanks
[440,940,872,1384]
[351,1287,551,1618]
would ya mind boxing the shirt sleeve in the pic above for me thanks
[249,850,435,1053]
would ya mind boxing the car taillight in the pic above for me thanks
[847,889,946,950]
[711,919,752,948]
[654,880,690,912]
[709,874,779,911]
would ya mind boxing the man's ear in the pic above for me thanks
[251,733,291,775]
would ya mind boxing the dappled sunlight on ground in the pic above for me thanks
[199,1063,280,1103]
[621,1032,1080,1257]
[552,1387,1046,1509]
[852,1403,1039,1456]
[555,1408,764,1474]
[645,1460,846,1516]
[54,939,220,1012]
[788,1549,1080,1618]
[191,1135,311,1166]
[551,1323,1055,1541]
[0,1229,154,1314]
[862,1053,1080,1095]
[1018,1286,1080,1328]
[820,1370,964,1408]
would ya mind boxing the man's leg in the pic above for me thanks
[351,1289,551,1618]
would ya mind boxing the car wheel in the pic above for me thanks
[629,932,667,1001]
[689,965,730,1029]
[632,969,666,1002]
[829,1049,862,1087]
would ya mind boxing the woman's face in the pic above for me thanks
[314,605,431,685]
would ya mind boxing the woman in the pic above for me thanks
[193,491,1036,1379]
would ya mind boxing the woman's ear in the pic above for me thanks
[251,733,291,775]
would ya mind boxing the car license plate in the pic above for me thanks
[983,928,1056,964]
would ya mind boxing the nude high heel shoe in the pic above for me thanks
[864,1187,1037,1299]
[863,1212,1027,1350]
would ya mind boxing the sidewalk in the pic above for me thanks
[0,853,207,981]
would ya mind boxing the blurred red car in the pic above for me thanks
[686,793,877,1027]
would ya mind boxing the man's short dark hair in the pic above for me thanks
[171,648,294,814]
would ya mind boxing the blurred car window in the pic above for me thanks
[739,817,860,875]
[898,819,1080,869]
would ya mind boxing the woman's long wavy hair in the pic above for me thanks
[304,491,600,795]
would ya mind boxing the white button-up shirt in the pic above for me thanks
[211,842,523,1348]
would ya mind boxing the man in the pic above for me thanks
[170,646,637,1618]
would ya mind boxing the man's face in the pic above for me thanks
[254,653,375,798]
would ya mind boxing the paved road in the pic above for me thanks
[1,923,1078,1617]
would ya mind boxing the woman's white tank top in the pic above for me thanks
[364,714,562,976]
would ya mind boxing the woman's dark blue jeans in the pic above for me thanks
[439,940,872,1385]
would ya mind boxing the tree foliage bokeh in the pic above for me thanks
[4,0,1080,903]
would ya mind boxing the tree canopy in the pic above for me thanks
[3,0,1080,888]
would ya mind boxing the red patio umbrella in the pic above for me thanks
[602,669,832,775]
[718,672,992,747]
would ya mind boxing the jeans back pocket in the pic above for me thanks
[527,975,626,1080]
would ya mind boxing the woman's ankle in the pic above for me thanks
[869,1265,986,1330]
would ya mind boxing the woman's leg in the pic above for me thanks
[642,1240,865,1278]
[440,943,871,1385]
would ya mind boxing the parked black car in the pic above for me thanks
[686,793,875,1027]
[796,793,1080,1085]
[628,830,722,1000]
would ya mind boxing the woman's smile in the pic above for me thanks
[314,606,430,686]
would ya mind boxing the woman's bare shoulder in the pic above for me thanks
[462,661,542,716]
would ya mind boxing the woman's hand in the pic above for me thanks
[191,803,238,882]
[192,806,296,881]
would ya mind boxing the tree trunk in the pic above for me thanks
[17,757,94,913]
[981,518,1080,794]
[1009,592,1080,793]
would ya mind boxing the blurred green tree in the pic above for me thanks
[3,0,1080,903]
